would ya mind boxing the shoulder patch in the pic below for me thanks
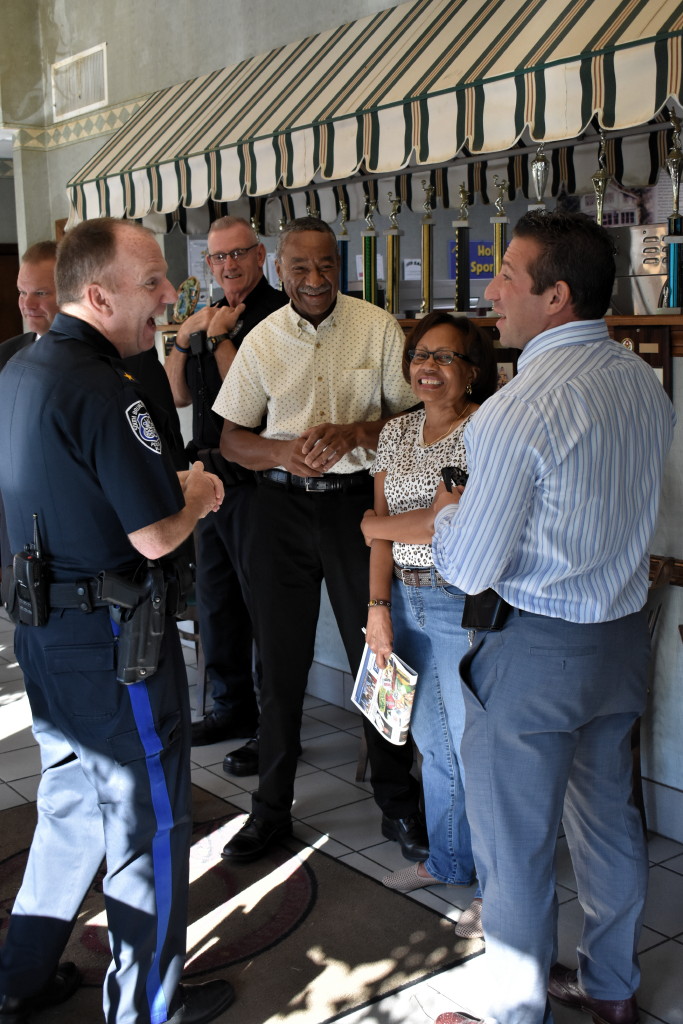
[125,400,162,454]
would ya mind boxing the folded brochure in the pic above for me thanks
[351,642,418,746]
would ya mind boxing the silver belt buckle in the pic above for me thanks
[304,477,323,492]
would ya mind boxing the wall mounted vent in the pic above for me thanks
[51,44,107,121]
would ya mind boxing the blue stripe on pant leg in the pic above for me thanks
[126,680,176,1024]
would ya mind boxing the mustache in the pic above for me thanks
[298,285,330,296]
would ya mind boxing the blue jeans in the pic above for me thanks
[391,574,477,885]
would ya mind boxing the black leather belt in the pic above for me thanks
[394,565,449,587]
[49,579,110,613]
[256,469,371,493]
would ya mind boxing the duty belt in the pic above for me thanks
[48,578,110,613]
[393,565,449,587]
[256,468,371,493]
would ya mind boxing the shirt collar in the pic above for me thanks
[288,295,340,334]
[517,319,610,372]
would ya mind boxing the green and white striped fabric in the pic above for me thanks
[67,0,683,223]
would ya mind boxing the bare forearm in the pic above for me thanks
[128,503,201,560]
[220,424,289,471]
[369,538,394,601]
[213,337,238,380]
[163,344,192,407]
[363,507,436,545]
[128,465,223,559]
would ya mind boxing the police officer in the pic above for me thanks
[0,218,235,1024]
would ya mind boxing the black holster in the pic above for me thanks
[461,589,512,631]
[111,565,166,684]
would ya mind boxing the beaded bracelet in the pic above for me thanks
[367,599,392,609]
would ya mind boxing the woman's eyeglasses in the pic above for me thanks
[407,348,474,366]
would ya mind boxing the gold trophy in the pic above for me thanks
[491,175,509,278]
[591,131,611,227]
[530,143,549,209]
[384,192,403,316]
[418,180,435,317]
[452,183,470,313]
[362,199,379,306]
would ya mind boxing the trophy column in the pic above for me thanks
[491,175,509,276]
[336,201,349,295]
[417,180,435,318]
[384,192,403,317]
[362,199,378,306]
[452,182,471,313]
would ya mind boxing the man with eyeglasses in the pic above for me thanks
[165,217,287,755]
[212,215,429,865]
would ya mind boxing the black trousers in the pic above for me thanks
[194,481,259,725]
[248,476,420,824]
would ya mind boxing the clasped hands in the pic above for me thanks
[279,422,358,477]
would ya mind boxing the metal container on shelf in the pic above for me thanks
[610,224,667,314]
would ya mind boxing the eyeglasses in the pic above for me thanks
[407,348,475,366]
[207,244,258,265]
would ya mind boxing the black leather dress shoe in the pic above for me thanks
[221,815,292,863]
[223,737,258,776]
[0,962,82,1023]
[165,979,235,1023]
[381,813,430,862]
[548,963,639,1024]
[191,711,258,747]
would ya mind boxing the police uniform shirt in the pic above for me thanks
[0,312,184,581]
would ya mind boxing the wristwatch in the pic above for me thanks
[208,333,231,350]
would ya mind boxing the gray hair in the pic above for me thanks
[275,216,337,261]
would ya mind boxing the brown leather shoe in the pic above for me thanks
[548,963,638,1024]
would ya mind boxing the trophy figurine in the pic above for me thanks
[418,179,435,316]
[384,191,403,316]
[492,175,508,217]
[458,182,470,222]
[452,183,470,313]
[591,130,611,227]
[338,200,348,237]
[362,199,379,306]
[530,143,549,208]
[491,175,509,277]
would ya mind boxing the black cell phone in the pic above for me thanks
[441,466,468,492]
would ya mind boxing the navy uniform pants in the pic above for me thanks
[194,481,259,726]
[248,477,420,824]
[460,608,650,1024]
[0,608,192,1024]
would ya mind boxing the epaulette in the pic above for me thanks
[116,367,139,385]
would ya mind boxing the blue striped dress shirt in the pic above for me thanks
[432,320,676,623]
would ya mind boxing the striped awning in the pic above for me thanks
[67,0,683,223]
